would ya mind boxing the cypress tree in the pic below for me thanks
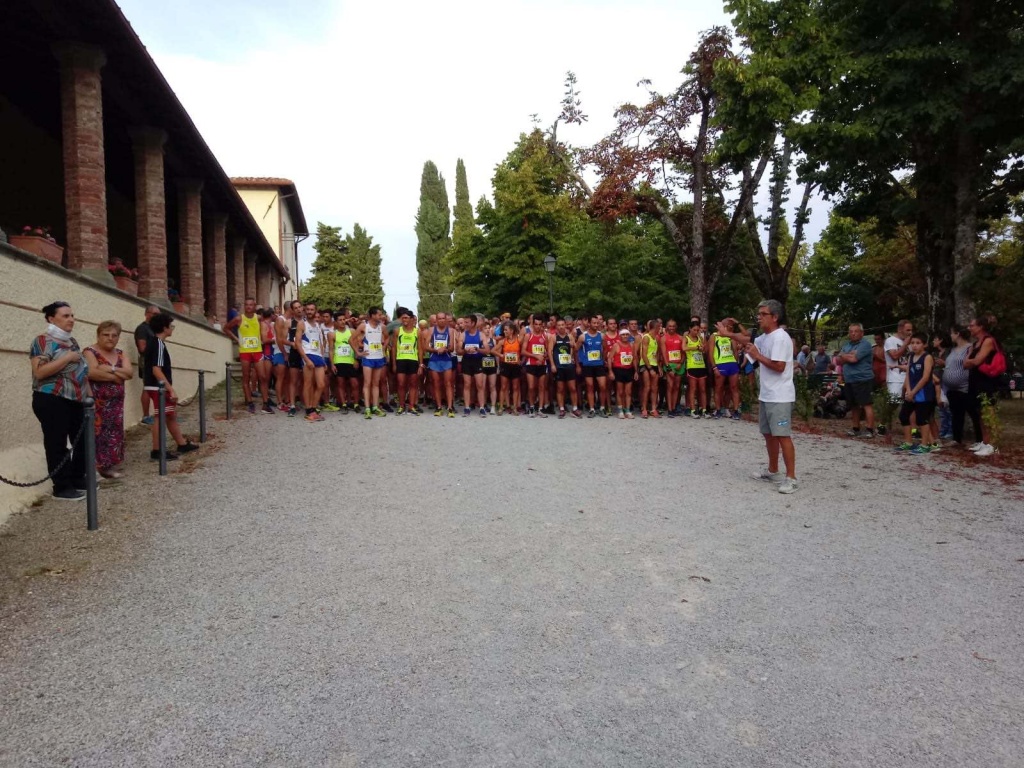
[415,161,452,317]
[447,158,482,314]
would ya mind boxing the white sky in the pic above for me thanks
[133,0,824,312]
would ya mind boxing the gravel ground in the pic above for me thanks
[1,404,1023,767]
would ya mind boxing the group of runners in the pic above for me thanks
[225,299,754,422]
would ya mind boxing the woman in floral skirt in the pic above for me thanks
[84,320,133,478]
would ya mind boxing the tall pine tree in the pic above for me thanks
[415,161,452,317]
[446,158,483,314]
[303,221,384,314]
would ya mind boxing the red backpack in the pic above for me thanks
[978,338,1007,378]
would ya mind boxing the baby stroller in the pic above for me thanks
[814,375,848,419]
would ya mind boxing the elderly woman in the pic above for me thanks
[29,301,91,501]
[84,321,133,479]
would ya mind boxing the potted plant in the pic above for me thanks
[167,285,187,314]
[10,226,64,265]
[108,260,139,295]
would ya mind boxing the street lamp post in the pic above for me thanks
[543,253,557,314]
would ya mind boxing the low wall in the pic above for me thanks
[0,243,233,525]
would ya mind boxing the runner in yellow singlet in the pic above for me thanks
[711,324,741,419]
[391,308,422,415]
[638,319,662,418]
[684,319,709,419]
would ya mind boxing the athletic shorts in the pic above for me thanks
[272,352,286,367]
[481,357,498,375]
[899,401,935,426]
[687,368,708,379]
[612,367,634,384]
[501,364,522,380]
[239,351,262,365]
[428,357,453,373]
[395,359,420,375]
[524,364,547,378]
[554,367,577,383]
[334,362,359,379]
[844,379,874,408]
[665,363,683,375]
[462,356,483,376]
[759,400,793,437]
[581,366,606,379]
[145,389,176,414]
[306,354,326,369]
[288,349,303,370]
[716,362,740,377]
[362,357,387,370]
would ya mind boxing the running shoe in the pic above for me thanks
[572,409,583,419]
[618,409,626,419]
[306,413,322,423]
[624,411,635,419]
[651,410,660,418]
[480,408,487,418]
[246,402,256,415]
[150,450,179,461]
[559,409,566,419]
[529,408,537,418]
[140,415,154,426]
[287,407,297,417]
[730,412,741,420]
[974,443,997,457]
[382,403,394,413]
[641,410,648,419]
[777,478,799,494]
[599,409,609,418]
[434,408,443,417]
[892,442,914,452]
[667,410,676,419]
[968,442,984,452]
[278,402,291,412]
[364,408,372,420]
[372,407,386,417]
[322,403,340,412]
[703,409,712,419]
[464,407,471,417]
[858,430,875,439]
[267,400,278,409]
[682,408,691,417]
[52,488,87,501]
[928,442,940,452]
[910,444,932,455]
[447,408,455,418]
[261,404,275,415]
[539,410,548,418]
[753,467,785,483]
[691,410,701,419]
[410,406,422,416]
[588,409,596,418]
[846,428,861,437]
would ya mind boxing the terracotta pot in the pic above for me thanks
[113,276,138,295]
[172,301,187,314]
[10,234,64,265]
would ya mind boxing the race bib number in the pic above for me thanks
[465,344,479,354]
[587,350,601,362]
[434,339,447,351]
[399,342,414,356]
[368,342,382,352]
[668,350,682,362]
[532,344,546,357]
[482,357,496,368]
[240,336,261,351]
[691,352,703,365]
[504,353,519,364]
[338,343,352,357]
[621,353,633,365]
[310,339,320,351]
[558,353,571,365]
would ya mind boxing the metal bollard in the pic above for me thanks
[225,361,232,420]
[198,370,207,443]
[83,398,99,531]
[158,381,168,477]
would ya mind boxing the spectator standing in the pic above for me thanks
[29,302,90,501]
[134,305,159,425]
[894,333,937,455]
[84,321,133,478]
[884,320,913,397]
[872,333,888,387]
[837,323,876,438]
[942,325,977,447]
[963,314,1002,457]
[144,313,199,461]
[811,344,831,375]
[931,332,952,439]
[796,345,810,370]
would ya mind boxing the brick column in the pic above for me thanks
[228,236,246,307]
[53,43,110,280]
[176,179,204,319]
[204,213,228,321]
[256,262,274,309]
[244,253,257,303]
[129,127,169,305]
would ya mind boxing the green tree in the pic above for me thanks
[415,161,452,317]
[447,158,483,314]
[303,222,384,314]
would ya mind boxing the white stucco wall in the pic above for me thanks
[0,245,233,526]
[235,188,281,260]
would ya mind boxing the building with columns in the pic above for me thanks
[0,0,304,520]
[231,178,308,307]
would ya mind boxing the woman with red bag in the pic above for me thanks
[963,313,1004,457]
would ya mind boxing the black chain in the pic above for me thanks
[174,381,203,409]
[0,418,88,488]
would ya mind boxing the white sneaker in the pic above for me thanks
[968,442,984,452]
[753,468,785,483]
[974,443,997,457]
[778,478,799,494]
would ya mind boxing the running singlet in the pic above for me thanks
[907,354,934,403]
[642,335,658,366]
[430,328,451,360]
[333,328,355,364]
[613,344,634,368]
[685,335,705,370]
[271,320,285,356]
[526,333,547,365]
[581,332,604,366]
[463,329,483,357]
[502,337,520,364]
[363,323,384,360]
[712,335,736,366]
[554,334,574,368]
[396,328,419,361]
[238,315,262,353]
[663,334,683,364]
[300,321,322,356]
[263,322,275,356]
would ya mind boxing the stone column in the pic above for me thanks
[256,262,274,309]
[130,127,169,305]
[176,179,204,319]
[53,43,110,280]
[244,253,257,303]
[203,213,228,321]
[229,236,246,307]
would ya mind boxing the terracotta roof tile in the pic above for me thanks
[230,176,295,187]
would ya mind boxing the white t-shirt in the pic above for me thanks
[754,327,795,403]
[884,335,907,386]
